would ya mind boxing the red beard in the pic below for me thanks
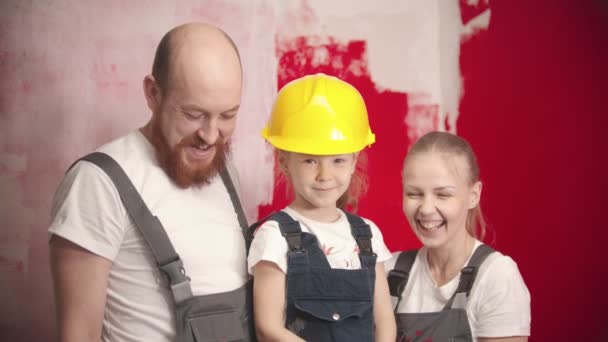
[149,123,230,188]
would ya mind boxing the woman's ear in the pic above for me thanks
[469,181,482,209]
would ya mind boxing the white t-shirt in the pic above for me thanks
[248,207,392,275]
[384,241,531,340]
[49,130,248,342]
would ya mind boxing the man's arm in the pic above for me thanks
[50,235,113,342]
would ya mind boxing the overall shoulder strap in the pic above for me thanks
[444,244,495,310]
[455,244,495,296]
[76,152,192,303]
[387,250,418,313]
[344,212,374,256]
[273,211,304,252]
[387,250,418,299]
[219,166,249,238]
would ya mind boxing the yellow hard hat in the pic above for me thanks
[262,73,375,155]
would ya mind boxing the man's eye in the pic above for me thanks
[221,113,237,120]
[184,112,200,120]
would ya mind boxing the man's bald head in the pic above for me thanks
[151,22,242,92]
[142,22,243,188]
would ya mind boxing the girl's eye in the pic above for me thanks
[406,193,421,198]
[437,193,452,199]
[303,159,316,164]
[334,158,346,164]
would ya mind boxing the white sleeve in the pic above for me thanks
[48,160,130,261]
[247,219,289,275]
[366,219,392,263]
[383,252,401,274]
[472,255,531,338]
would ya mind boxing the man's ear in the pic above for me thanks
[143,75,162,112]
[469,181,482,209]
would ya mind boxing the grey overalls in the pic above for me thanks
[77,152,256,342]
[253,211,377,342]
[387,244,495,342]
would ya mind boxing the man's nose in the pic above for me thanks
[197,118,219,145]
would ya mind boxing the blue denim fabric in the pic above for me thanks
[280,216,377,342]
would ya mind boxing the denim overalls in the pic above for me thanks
[268,211,377,342]
[387,244,495,342]
[77,152,255,342]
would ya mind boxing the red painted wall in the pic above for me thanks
[459,1,607,340]
[261,1,607,340]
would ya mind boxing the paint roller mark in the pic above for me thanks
[0,50,10,69]
[260,36,410,250]
[276,37,370,84]
[460,0,491,40]
[460,0,490,24]
[90,63,128,90]
[21,81,32,94]
[191,1,242,21]
[0,153,32,275]
[0,256,24,273]
[405,92,440,143]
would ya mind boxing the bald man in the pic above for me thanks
[49,23,255,342]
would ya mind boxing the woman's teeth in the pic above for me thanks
[418,220,444,231]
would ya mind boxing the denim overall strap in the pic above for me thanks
[344,213,376,270]
[273,211,304,252]
[273,211,331,270]
[281,211,376,342]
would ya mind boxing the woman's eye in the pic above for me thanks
[406,193,421,198]
[437,193,452,199]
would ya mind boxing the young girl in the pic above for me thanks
[386,131,531,342]
[248,73,396,342]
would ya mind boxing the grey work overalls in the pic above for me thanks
[257,211,377,342]
[77,152,256,342]
[387,244,495,342]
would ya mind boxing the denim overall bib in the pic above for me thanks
[270,211,377,342]
[77,152,256,342]
[387,244,495,342]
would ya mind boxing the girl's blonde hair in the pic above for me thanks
[277,150,369,213]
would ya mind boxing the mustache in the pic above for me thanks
[183,133,225,149]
